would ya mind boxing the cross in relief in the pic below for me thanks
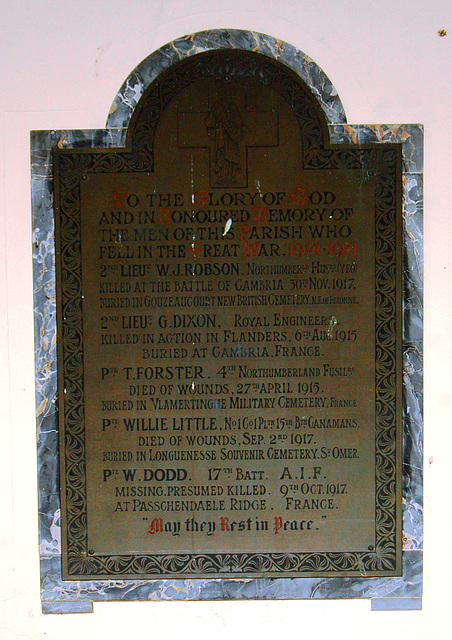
[177,83,279,189]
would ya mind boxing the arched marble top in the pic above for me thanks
[106,29,346,131]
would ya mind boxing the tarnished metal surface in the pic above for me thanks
[54,51,402,579]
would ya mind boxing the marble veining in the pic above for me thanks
[32,29,423,613]
[106,30,346,136]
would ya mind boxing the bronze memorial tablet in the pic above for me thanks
[54,50,402,579]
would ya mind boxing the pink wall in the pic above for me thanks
[1,1,450,637]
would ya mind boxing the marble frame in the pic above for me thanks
[32,29,423,613]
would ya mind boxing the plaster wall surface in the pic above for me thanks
[0,1,450,638]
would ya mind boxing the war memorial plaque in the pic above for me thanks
[54,49,403,580]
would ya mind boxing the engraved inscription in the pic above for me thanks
[55,51,402,579]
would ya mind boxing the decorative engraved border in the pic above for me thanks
[55,50,402,579]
